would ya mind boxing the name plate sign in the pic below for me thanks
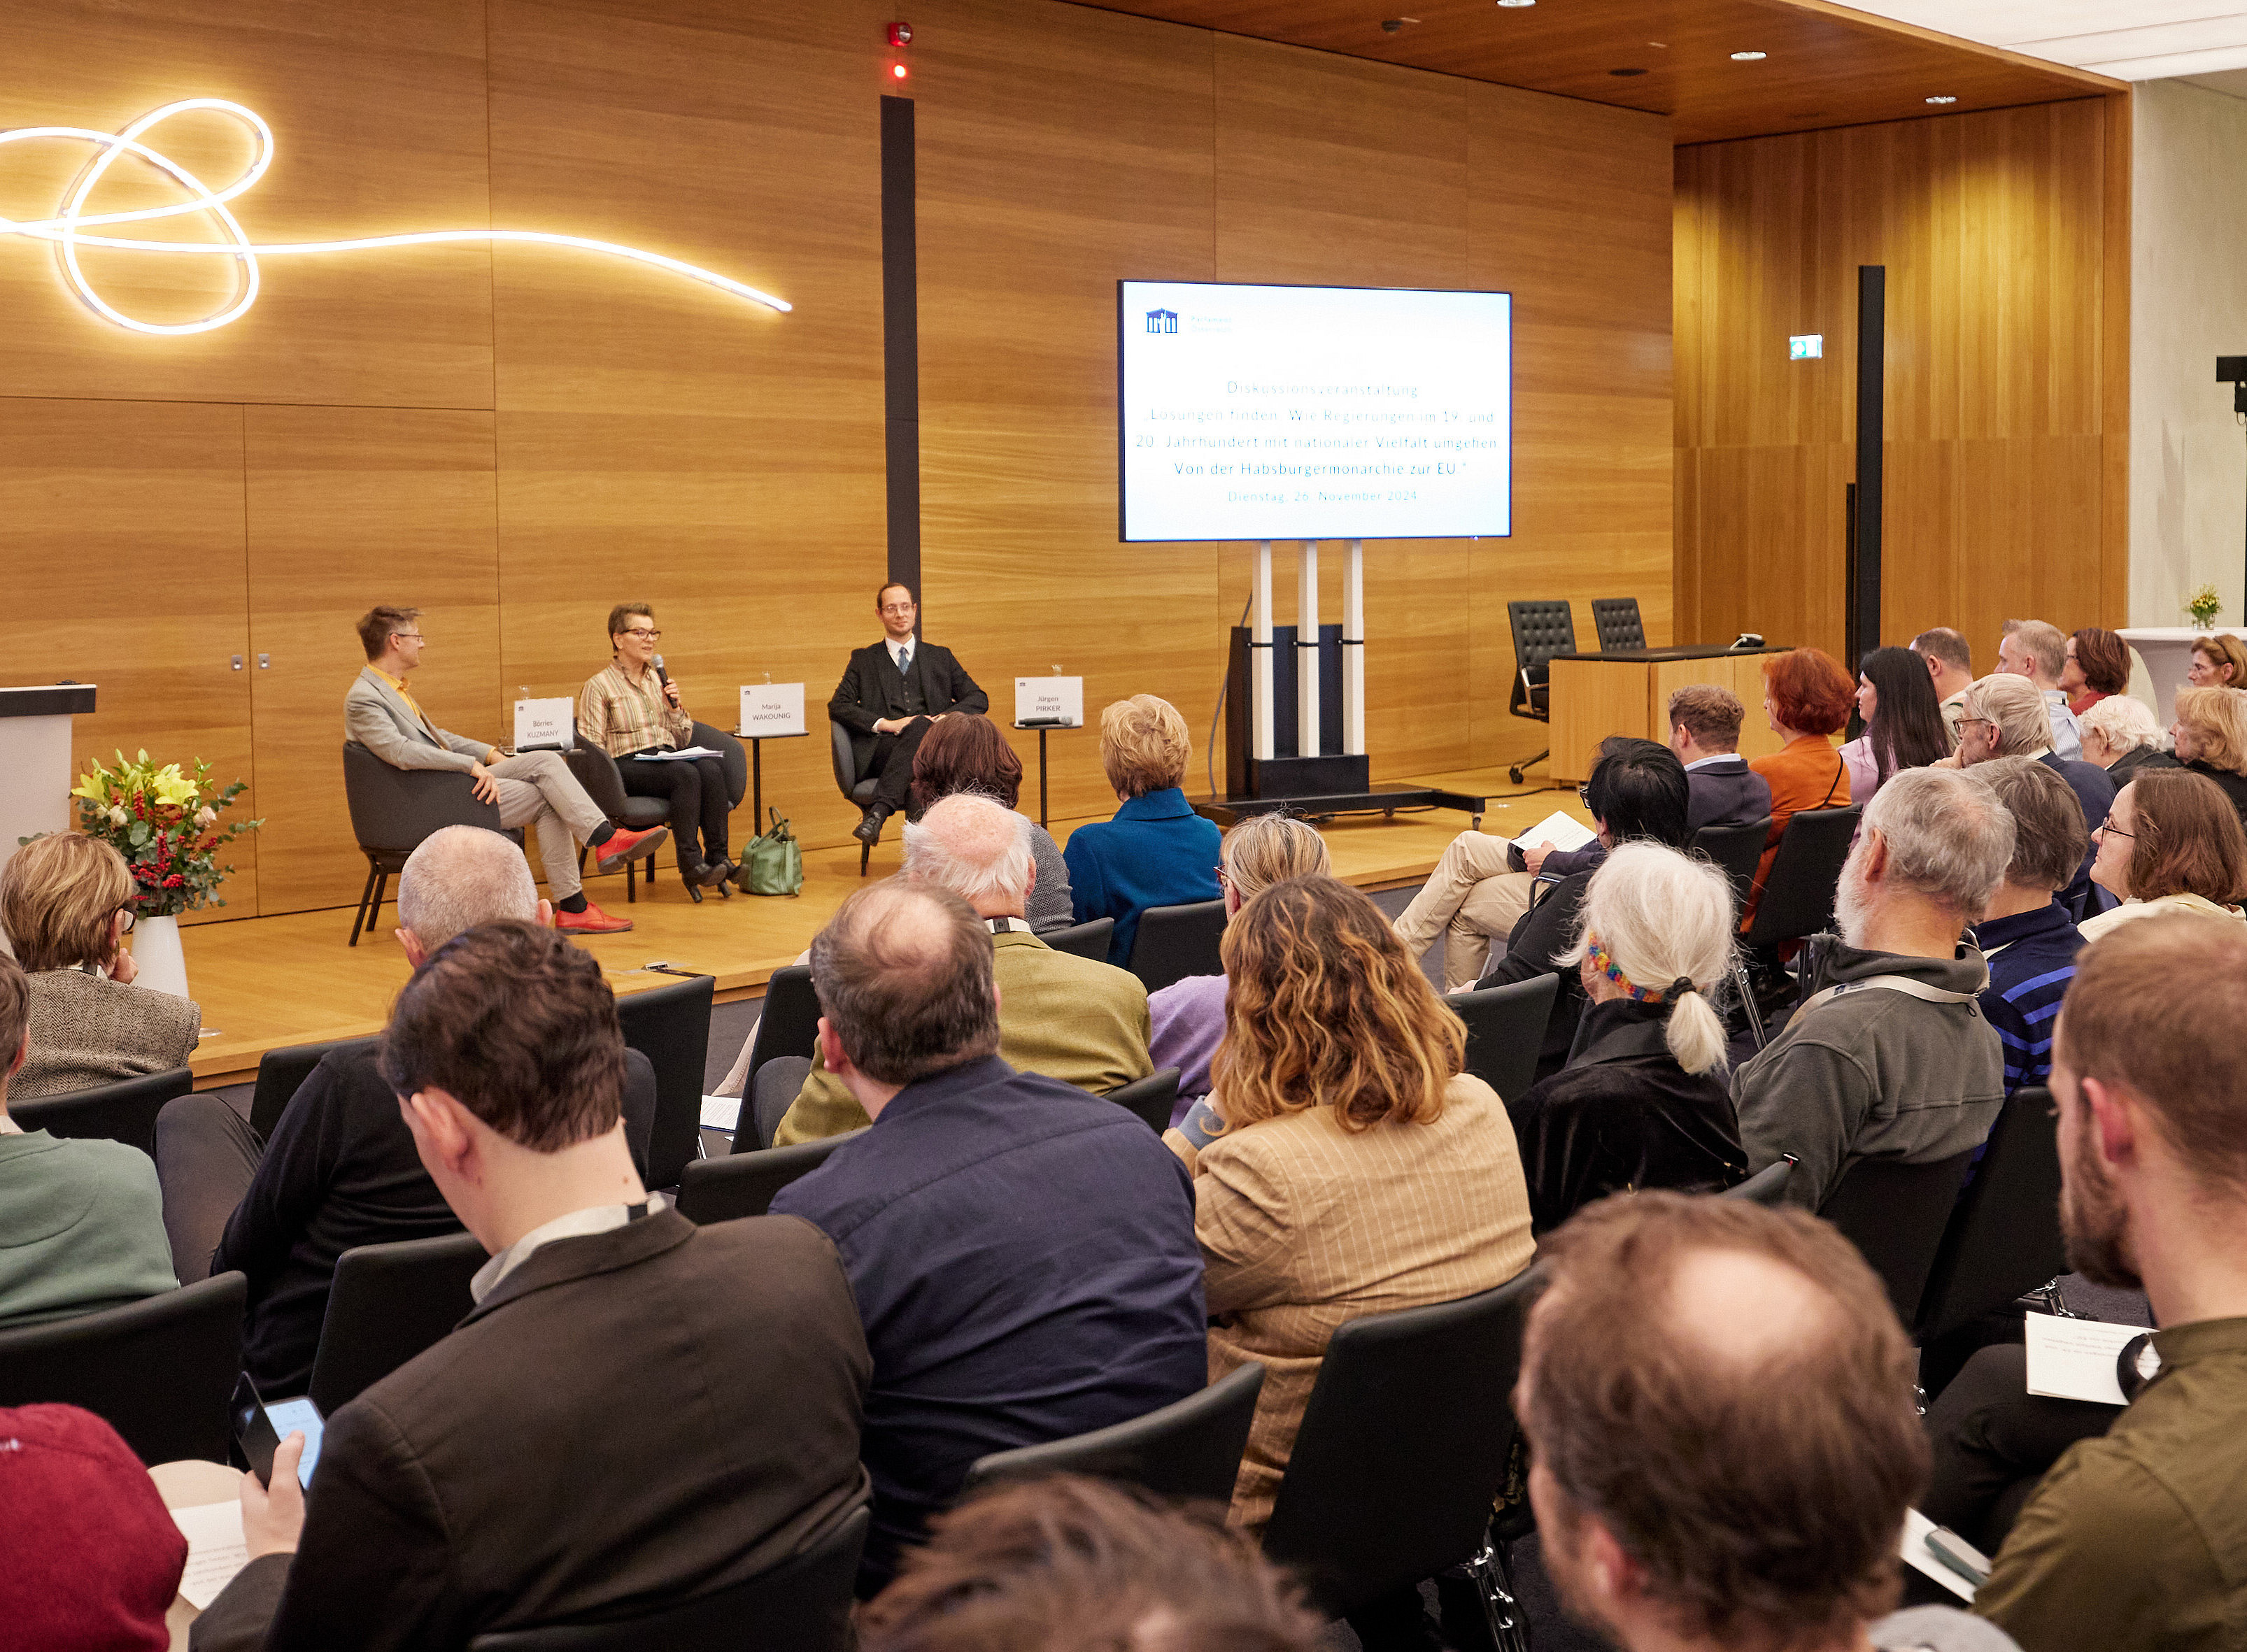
[739,683,807,737]
[513,698,574,750]
[1014,676,1084,727]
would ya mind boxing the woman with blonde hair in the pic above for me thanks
[1507,843,1748,1234]
[1063,694,1222,964]
[2184,632,2247,690]
[2169,685,2247,828]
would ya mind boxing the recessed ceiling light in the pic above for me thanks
[1731,50,1767,61]
[1496,1,1536,8]
[1926,94,1957,104]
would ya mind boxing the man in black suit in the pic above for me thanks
[830,581,988,845]
[1664,683,1775,833]
[191,920,871,1652]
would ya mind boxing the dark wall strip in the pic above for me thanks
[880,94,920,607]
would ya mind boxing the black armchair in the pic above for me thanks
[1591,597,1647,651]
[830,720,881,876]
[565,733,669,904]
[341,742,522,946]
[1504,600,1578,784]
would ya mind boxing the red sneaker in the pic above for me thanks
[594,824,669,874]
[555,902,633,934]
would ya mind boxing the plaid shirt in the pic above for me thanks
[579,662,692,758]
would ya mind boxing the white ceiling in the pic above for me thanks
[1833,3,2247,82]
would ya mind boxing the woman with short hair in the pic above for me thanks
[2063,627,2131,715]
[1063,695,1221,965]
[2168,685,2247,828]
[2079,769,2247,941]
[2078,694,2177,779]
[907,713,1074,933]
[2185,633,2247,689]
[1838,645,1954,804]
[1746,648,1853,923]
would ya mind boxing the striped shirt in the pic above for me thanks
[1973,902,2082,1093]
[578,661,692,759]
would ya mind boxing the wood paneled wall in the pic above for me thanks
[1674,97,2131,670]
[0,0,1671,916]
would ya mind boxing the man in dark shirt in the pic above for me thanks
[771,879,1206,1592]
[1968,759,2087,1092]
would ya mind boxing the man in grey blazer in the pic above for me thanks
[346,606,664,934]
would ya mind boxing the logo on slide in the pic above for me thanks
[1144,308,1178,334]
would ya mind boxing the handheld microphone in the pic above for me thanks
[652,652,678,708]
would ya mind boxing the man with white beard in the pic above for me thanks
[1731,765,2012,1209]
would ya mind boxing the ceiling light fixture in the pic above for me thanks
[1926,94,1957,104]
[1731,50,1767,61]
[1496,1,1536,9]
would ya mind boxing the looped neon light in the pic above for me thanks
[0,98,791,334]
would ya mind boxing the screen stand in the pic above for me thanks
[1252,539,1275,762]
[1342,537,1365,755]
[1297,541,1320,757]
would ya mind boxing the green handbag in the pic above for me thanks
[739,807,804,897]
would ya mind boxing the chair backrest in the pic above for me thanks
[1915,1088,2066,1339]
[961,1362,1266,1505]
[1125,899,1228,995]
[308,1230,485,1415]
[1506,599,1577,676]
[11,1065,193,1158]
[616,975,715,1191]
[1721,1158,1795,1206]
[468,1502,869,1652]
[1742,804,1862,949]
[1691,816,1771,917]
[1040,916,1115,962]
[0,1272,245,1464]
[1817,1148,1980,1323]
[564,736,632,821]
[343,741,506,853]
[830,720,863,799]
[251,1037,378,1141]
[1262,1265,1547,1616]
[689,722,750,810]
[1102,1068,1179,1133]
[1452,974,1561,1104]
[677,1129,867,1224]
[732,967,824,1153]
[1590,597,1646,652]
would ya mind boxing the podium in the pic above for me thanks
[1546,647,1788,784]
[0,684,94,877]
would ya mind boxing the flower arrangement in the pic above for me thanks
[2187,584,2222,629]
[56,750,262,917]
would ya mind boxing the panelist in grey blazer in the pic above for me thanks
[345,606,666,935]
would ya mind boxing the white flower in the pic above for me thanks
[195,806,218,827]
[108,805,129,827]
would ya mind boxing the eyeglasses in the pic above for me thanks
[390,631,425,643]
[620,628,662,641]
[1957,717,1992,729]
[115,906,136,934]
[2096,823,2134,839]
[1216,864,1232,889]
[879,603,916,615]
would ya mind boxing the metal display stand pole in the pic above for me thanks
[1342,537,1365,755]
[732,729,809,826]
[1297,539,1320,755]
[1252,539,1275,762]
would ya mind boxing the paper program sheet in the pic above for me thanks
[171,1500,249,1610]
[700,1092,742,1131]
[1899,1509,1977,1602]
[1502,811,1597,855]
[2023,1313,2141,1407]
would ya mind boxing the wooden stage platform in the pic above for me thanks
[175,769,1590,1089]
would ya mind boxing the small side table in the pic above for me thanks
[1012,720,1080,827]
[733,729,810,827]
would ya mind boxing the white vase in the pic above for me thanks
[131,913,191,1000]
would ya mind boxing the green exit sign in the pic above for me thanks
[1789,334,1824,359]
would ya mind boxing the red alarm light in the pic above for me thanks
[888,22,913,46]
[891,63,909,79]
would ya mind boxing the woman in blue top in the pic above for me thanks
[1063,695,1222,965]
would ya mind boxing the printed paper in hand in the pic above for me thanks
[2023,1313,2142,1406]
[171,1500,249,1610]
[513,698,575,751]
[633,746,721,762]
[700,1092,742,1131]
[1502,811,1598,855]
[1899,1509,1977,1602]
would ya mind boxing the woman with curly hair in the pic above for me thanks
[1745,648,1854,923]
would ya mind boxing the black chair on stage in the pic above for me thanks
[342,741,521,946]
[13,1066,192,1158]
[1126,899,1227,994]
[467,1502,869,1652]
[569,723,746,904]
[961,1362,1266,1504]
[677,1129,867,1224]
[1451,975,1560,1105]
[308,1230,485,1415]
[732,966,825,1153]
[1041,916,1115,962]
[616,974,714,1192]
[1101,1068,1180,1134]
[1915,1088,2065,1341]
[250,1036,378,1141]
[1721,1158,1795,1207]
[0,1272,245,1464]
[1504,599,1577,785]
[1817,1148,1980,1325]
[1590,597,1647,652]
[830,720,882,876]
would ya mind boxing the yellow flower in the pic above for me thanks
[71,771,110,804]
[150,766,199,808]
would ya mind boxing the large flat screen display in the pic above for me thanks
[1118,280,1511,543]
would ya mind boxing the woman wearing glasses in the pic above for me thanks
[2078,767,2247,941]
[580,602,735,895]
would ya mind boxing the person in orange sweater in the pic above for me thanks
[1744,648,1852,926]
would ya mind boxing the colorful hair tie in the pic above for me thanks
[1585,937,1695,1004]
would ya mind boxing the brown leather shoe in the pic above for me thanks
[555,902,633,934]
[594,824,669,874]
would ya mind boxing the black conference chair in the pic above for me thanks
[830,720,881,876]
[1040,916,1115,962]
[731,966,824,1154]
[12,1065,192,1158]
[677,1128,867,1224]
[250,1035,378,1141]
[1720,1158,1795,1207]
[1590,597,1646,652]
[1451,975,1561,1104]
[1817,1147,1981,1325]
[1126,899,1228,994]
[1262,1265,1547,1643]
[1691,816,1769,916]
[0,1272,245,1464]
[1738,804,1862,1048]
[961,1361,1267,1505]
[468,1502,869,1652]
[566,732,671,904]
[1915,1088,2065,1342]
[616,974,714,1192]
[343,741,521,945]
[1504,599,1577,784]
[1102,1068,1179,1134]
[308,1230,485,1415]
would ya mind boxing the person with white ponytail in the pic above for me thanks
[1506,842,1748,1234]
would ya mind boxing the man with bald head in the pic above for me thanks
[772,792,1152,1144]
[1519,1192,2020,1652]
[771,880,1205,1593]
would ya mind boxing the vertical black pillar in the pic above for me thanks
[1848,265,1885,671]
[880,95,920,619]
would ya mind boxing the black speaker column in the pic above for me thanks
[1845,265,1885,671]
[880,95,919,604]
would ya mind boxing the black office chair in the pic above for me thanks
[11,1066,192,1158]
[1817,1148,1980,1325]
[1691,817,1769,916]
[1738,804,1862,1048]
[1125,899,1228,994]
[1504,599,1577,784]
[830,720,881,876]
[468,1502,869,1652]
[565,733,672,904]
[1040,916,1115,962]
[616,974,714,1192]
[961,1362,1266,1504]
[1915,1089,2065,1341]
[1591,597,1646,652]
[250,1036,378,1141]
[308,1230,484,1414]
[0,1272,245,1464]
[677,1128,867,1224]
[1450,975,1561,1104]
[732,966,824,1154]
[1102,1068,1179,1133]
[1720,1158,1795,1207]
[343,741,522,945]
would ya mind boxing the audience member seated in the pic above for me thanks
[1913,626,1977,746]
[1062,694,1221,966]
[0,832,199,1099]
[774,796,1154,1144]
[2185,630,2247,688]
[1950,671,2113,918]
[0,1403,187,1652]
[905,710,1073,932]
[191,921,871,1652]
[1508,843,1746,1234]
[1970,759,2090,1094]
[1733,767,2011,1209]
[1745,648,1853,925]
[1170,874,1533,1568]
[2078,768,2247,943]
[576,602,735,892]
[2063,626,2130,717]
[1925,916,2247,1652]
[770,881,1205,1593]
[0,954,174,1328]
[859,1476,1326,1652]
[2078,692,2176,778]
[1519,1193,2021,1652]
[2167,683,2247,827]
[1997,618,2083,760]
[153,827,657,1394]
[1841,645,1955,803]
[1147,812,1328,1122]
[1472,739,1693,1081]
[1392,685,1768,990]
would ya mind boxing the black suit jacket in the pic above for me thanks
[192,1209,872,1652]
[1685,756,1775,834]
[828,641,988,764]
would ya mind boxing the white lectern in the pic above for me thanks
[0,685,94,878]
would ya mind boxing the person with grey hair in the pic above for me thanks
[150,827,655,1395]
[771,795,1153,1145]
[1998,618,2083,760]
[1952,672,2114,918]
[1731,767,2011,1209]
[2078,693,2177,780]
